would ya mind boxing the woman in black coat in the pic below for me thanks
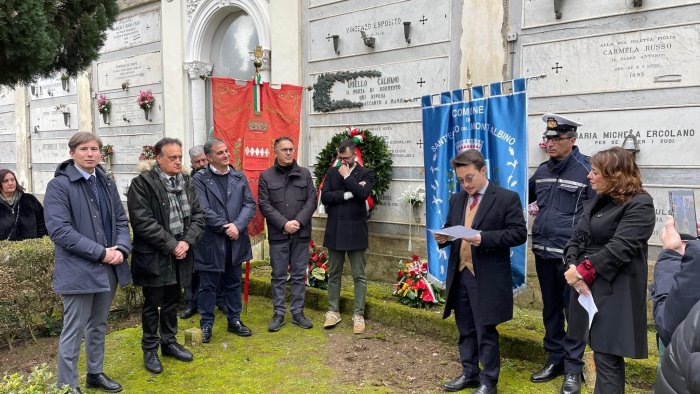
[562,147,655,394]
[0,169,47,241]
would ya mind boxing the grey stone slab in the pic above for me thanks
[527,106,700,166]
[102,10,161,53]
[96,52,162,91]
[522,23,700,97]
[97,133,165,165]
[0,112,14,135]
[308,0,450,61]
[28,75,75,100]
[29,104,77,133]
[96,93,163,127]
[30,139,71,164]
[0,86,15,106]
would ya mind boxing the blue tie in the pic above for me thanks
[87,175,100,208]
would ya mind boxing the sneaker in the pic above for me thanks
[291,312,313,329]
[323,311,341,328]
[353,315,365,334]
[268,313,285,332]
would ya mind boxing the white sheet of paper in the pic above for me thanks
[577,293,598,330]
[429,226,481,240]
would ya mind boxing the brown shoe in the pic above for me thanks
[323,311,341,328]
[353,315,365,334]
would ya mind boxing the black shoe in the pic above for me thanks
[161,342,193,362]
[292,312,313,329]
[227,320,252,336]
[268,313,285,332]
[202,325,212,343]
[67,387,84,394]
[179,305,197,319]
[442,374,480,392]
[217,303,229,314]
[143,350,163,374]
[472,384,497,394]
[85,373,122,393]
[560,373,581,394]
[530,362,564,383]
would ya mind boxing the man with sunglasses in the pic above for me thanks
[321,139,375,334]
[528,114,595,394]
[258,137,317,332]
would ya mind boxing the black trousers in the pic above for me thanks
[454,268,500,388]
[593,352,625,394]
[141,284,180,351]
[535,256,585,373]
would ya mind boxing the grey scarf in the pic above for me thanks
[1,190,20,206]
[154,165,190,236]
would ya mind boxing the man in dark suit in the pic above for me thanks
[321,139,375,334]
[434,149,527,394]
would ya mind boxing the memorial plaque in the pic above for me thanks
[309,122,424,167]
[28,75,75,100]
[370,180,425,224]
[0,112,14,135]
[308,0,450,60]
[97,52,162,91]
[523,24,700,97]
[29,104,77,132]
[102,10,161,53]
[527,106,700,167]
[0,86,14,106]
[523,0,698,28]
[309,0,341,7]
[98,93,163,127]
[31,139,71,164]
[99,133,165,165]
[646,186,700,246]
[310,57,448,113]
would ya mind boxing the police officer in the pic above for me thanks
[528,114,595,394]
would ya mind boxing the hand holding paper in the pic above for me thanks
[430,226,481,240]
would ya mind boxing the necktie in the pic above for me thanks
[87,175,100,207]
[170,177,176,188]
[469,193,480,210]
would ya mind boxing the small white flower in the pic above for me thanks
[400,185,425,206]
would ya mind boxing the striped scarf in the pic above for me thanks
[154,165,190,236]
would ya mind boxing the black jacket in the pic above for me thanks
[258,160,316,242]
[564,193,655,358]
[0,192,47,241]
[440,182,527,325]
[529,146,594,259]
[127,168,205,287]
[651,240,700,346]
[654,298,700,394]
[321,164,375,251]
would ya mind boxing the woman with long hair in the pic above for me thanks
[0,169,47,241]
[563,147,655,393]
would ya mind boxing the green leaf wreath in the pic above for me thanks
[312,70,382,112]
[313,127,393,206]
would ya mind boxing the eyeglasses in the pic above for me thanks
[543,136,572,143]
[279,148,295,153]
[457,173,478,185]
[338,154,355,162]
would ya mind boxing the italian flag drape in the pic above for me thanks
[211,76,303,243]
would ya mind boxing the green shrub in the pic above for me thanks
[0,238,60,348]
[0,364,69,393]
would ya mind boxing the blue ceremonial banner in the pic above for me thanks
[421,79,528,292]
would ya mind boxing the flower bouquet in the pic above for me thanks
[400,185,425,207]
[307,240,329,289]
[393,255,444,308]
[136,90,155,110]
[101,144,114,159]
[139,145,155,161]
[97,95,111,115]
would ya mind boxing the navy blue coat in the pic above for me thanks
[193,165,256,271]
[651,240,700,346]
[655,298,700,394]
[529,146,594,259]
[45,161,132,294]
[440,182,527,325]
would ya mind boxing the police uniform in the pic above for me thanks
[528,114,595,390]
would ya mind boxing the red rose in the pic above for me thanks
[422,291,435,302]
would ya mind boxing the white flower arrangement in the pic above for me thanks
[400,185,425,207]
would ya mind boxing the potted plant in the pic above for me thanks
[60,74,70,92]
[136,90,155,121]
[97,95,111,125]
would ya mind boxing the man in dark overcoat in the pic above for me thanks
[258,137,317,331]
[193,139,256,343]
[128,138,205,374]
[320,138,375,334]
[45,132,132,393]
[434,149,527,394]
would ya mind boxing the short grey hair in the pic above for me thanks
[189,145,204,157]
[203,139,225,155]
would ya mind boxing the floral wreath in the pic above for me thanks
[313,127,393,206]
